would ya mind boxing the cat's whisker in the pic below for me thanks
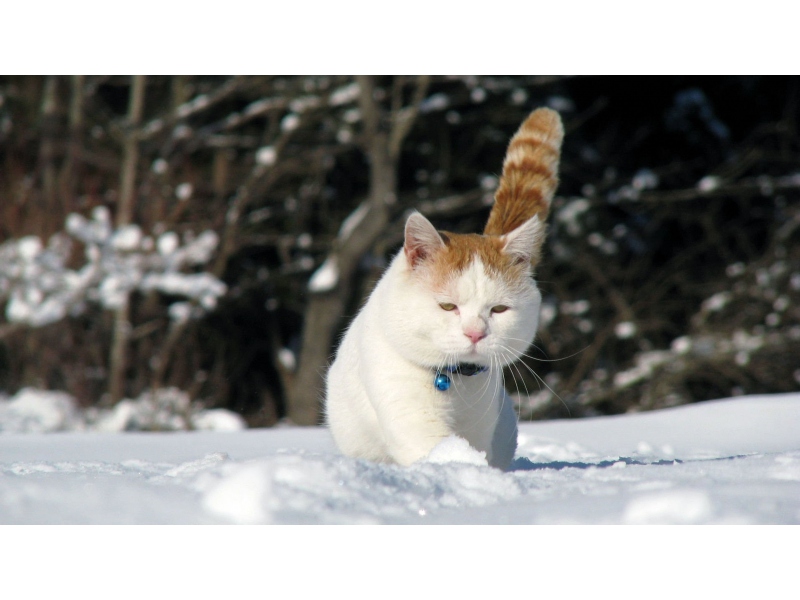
[493,355,507,433]
[493,349,514,417]
[480,354,504,432]
[477,356,494,401]
[467,352,501,432]
[510,355,532,401]
[495,349,523,446]
[463,356,499,431]
[504,353,525,399]
[501,347,572,418]
[501,337,590,363]
[495,349,520,417]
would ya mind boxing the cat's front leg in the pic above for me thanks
[380,410,453,466]
[367,373,454,466]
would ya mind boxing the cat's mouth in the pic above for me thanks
[458,343,521,368]
[441,337,501,365]
[459,346,489,364]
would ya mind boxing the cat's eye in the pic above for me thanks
[491,305,509,314]
[439,302,457,311]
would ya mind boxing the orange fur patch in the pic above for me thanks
[484,108,563,237]
[423,231,529,289]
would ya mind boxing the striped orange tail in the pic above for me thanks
[484,108,563,237]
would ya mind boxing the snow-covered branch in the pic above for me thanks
[0,207,227,328]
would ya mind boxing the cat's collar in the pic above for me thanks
[434,363,488,391]
[440,363,488,377]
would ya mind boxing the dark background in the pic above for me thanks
[1,75,797,426]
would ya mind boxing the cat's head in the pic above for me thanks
[387,211,545,369]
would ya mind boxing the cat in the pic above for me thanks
[325,107,563,470]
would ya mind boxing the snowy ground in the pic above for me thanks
[1,392,798,524]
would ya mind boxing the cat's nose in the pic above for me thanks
[464,329,487,344]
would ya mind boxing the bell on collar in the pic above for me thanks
[434,373,451,391]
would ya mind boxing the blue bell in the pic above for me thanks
[434,372,451,391]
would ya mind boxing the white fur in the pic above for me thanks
[325,214,543,470]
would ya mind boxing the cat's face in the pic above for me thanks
[387,212,544,369]
[426,256,542,368]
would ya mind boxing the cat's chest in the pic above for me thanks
[443,371,504,444]
[360,342,499,408]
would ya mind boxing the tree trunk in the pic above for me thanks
[116,75,146,227]
[58,75,85,210]
[39,76,59,234]
[108,75,146,405]
[286,158,394,425]
[286,76,429,425]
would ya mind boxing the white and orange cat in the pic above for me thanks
[325,108,563,470]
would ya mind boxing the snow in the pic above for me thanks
[277,347,296,371]
[342,108,360,123]
[280,113,300,132]
[337,202,369,243]
[560,299,590,315]
[419,93,449,113]
[631,168,659,190]
[168,300,193,323]
[111,224,142,251]
[289,95,321,114]
[613,350,672,388]
[296,232,312,249]
[242,97,275,117]
[479,174,498,190]
[1,210,226,326]
[555,197,591,236]
[157,231,179,255]
[175,94,209,119]
[329,81,360,106]
[0,392,797,525]
[336,128,353,144]
[175,182,193,201]
[703,290,731,311]
[0,387,246,434]
[151,158,168,174]
[307,256,339,292]
[140,272,226,310]
[425,435,489,466]
[255,145,277,166]
[510,88,528,106]
[547,95,575,112]
[470,87,487,103]
[671,335,692,354]
[698,174,722,192]
[614,321,637,339]
[538,301,557,327]
[0,389,81,433]
[191,410,247,432]
[17,236,42,260]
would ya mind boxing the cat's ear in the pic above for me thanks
[404,211,445,268]
[501,215,547,267]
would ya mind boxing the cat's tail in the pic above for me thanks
[484,108,563,236]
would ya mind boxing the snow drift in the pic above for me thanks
[1,392,798,524]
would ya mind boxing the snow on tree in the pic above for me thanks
[1,207,226,328]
